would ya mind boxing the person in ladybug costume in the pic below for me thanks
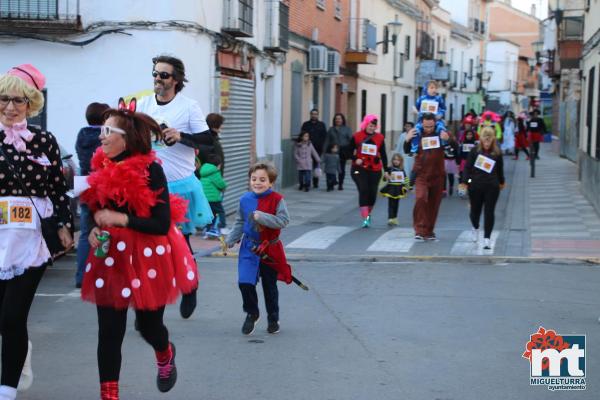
[349,114,388,228]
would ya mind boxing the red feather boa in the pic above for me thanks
[81,149,187,223]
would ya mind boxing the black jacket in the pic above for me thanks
[301,120,328,154]
[75,126,102,176]
[462,148,505,187]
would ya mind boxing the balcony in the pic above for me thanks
[0,0,82,34]
[416,30,434,60]
[346,18,377,64]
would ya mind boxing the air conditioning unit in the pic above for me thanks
[308,45,328,71]
[264,0,289,51]
[326,51,340,75]
[223,0,253,37]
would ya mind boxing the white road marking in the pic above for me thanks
[286,226,354,249]
[36,289,80,303]
[366,228,415,252]
[450,230,500,255]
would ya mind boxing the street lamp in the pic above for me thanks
[377,20,403,50]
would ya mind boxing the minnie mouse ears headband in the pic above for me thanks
[117,97,137,114]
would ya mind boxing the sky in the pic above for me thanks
[510,0,549,19]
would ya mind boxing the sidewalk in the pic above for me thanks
[526,142,600,258]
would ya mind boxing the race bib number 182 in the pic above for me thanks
[0,198,35,230]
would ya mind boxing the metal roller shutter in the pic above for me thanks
[221,76,255,213]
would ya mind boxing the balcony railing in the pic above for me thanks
[0,0,81,32]
[416,30,434,59]
[346,18,377,64]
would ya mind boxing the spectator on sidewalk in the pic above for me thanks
[460,127,505,250]
[395,121,415,184]
[294,131,320,192]
[301,109,327,188]
[323,143,341,192]
[404,113,449,240]
[350,114,388,228]
[197,113,225,174]
[75,101,110,288]
[323,113,353,190]
[200,154,227,237]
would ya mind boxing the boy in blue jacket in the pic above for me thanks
[412,80,447,153]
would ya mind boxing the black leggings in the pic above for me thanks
[0,264,47,388]
[468,184,500,238]
[97,306,169,382]
[388,198,399,219]
[515,147,530,157]
[351,167,382,207]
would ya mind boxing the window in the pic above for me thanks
[469,59,474,79]
[383,25,389,54]
[596,65,600,158]
[239,0,253,35]
[0,0,58,19]
[402,95,408,127]
[404,36,411,60]
[398,51,405,79]
[380,94,387,136]
[361,89,367,120]
[334,0,342,19]
[562,17,583,40]
[316,0,325,10]
[586,66,595,155]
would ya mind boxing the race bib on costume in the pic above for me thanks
[420,100,439,114]
[462,143,475,152]
[0,197,35,230]
[530,122,538,128]
[474,154,496,174]
[422,136,441,150]
[390,171,405,183]
[361,143,377,156]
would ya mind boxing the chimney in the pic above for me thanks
[531,4,537,17]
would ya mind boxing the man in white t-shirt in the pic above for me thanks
[137,55,213,319]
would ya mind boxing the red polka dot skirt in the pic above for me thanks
[81,224,199,310]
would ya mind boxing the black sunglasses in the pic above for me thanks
[152,71,173,80]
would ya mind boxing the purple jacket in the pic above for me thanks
[294,141,320,170]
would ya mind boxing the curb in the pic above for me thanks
[197,249,600,266]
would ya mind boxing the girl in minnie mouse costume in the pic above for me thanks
[80,99,198,400]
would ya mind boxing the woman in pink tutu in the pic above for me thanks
[80,99,198,399]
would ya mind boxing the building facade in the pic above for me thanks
[579,0,600,214]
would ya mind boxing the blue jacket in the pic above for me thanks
[75,126,102,175]
[415,94,446,120]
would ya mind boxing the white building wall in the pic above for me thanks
[440,0,470,27]
[486,40,519,103]
[356,0,417,143]
[0,30,214,160]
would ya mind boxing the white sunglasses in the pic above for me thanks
[100,125,126,137]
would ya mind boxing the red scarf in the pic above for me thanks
[81,150,187,222]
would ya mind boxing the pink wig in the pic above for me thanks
[360,114,379,131]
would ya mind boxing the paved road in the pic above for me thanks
[20,255,600,399]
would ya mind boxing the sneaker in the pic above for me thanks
[425,234,438,241]
[206,227,220,238]
[220,227,231,235]
[483,238,492,250]
[17,340,33,391]
[387,218,398,226]
[267,320,280,334]
[179,288,197,319]
[157,343,177,393]
[471,228,479,242]
[241,314,259,335]
[338,185,343,190]
[414,234,424,241]
[361,215,371,228]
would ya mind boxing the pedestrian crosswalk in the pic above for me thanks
[283,226,501,255]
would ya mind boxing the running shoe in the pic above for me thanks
[362,215,371,228]
[242,314,260,335]
[483,238,492,250]
[387,218,398,226]
[267,320,280,334]
[157,343,177,393]
[471,228,479,242]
